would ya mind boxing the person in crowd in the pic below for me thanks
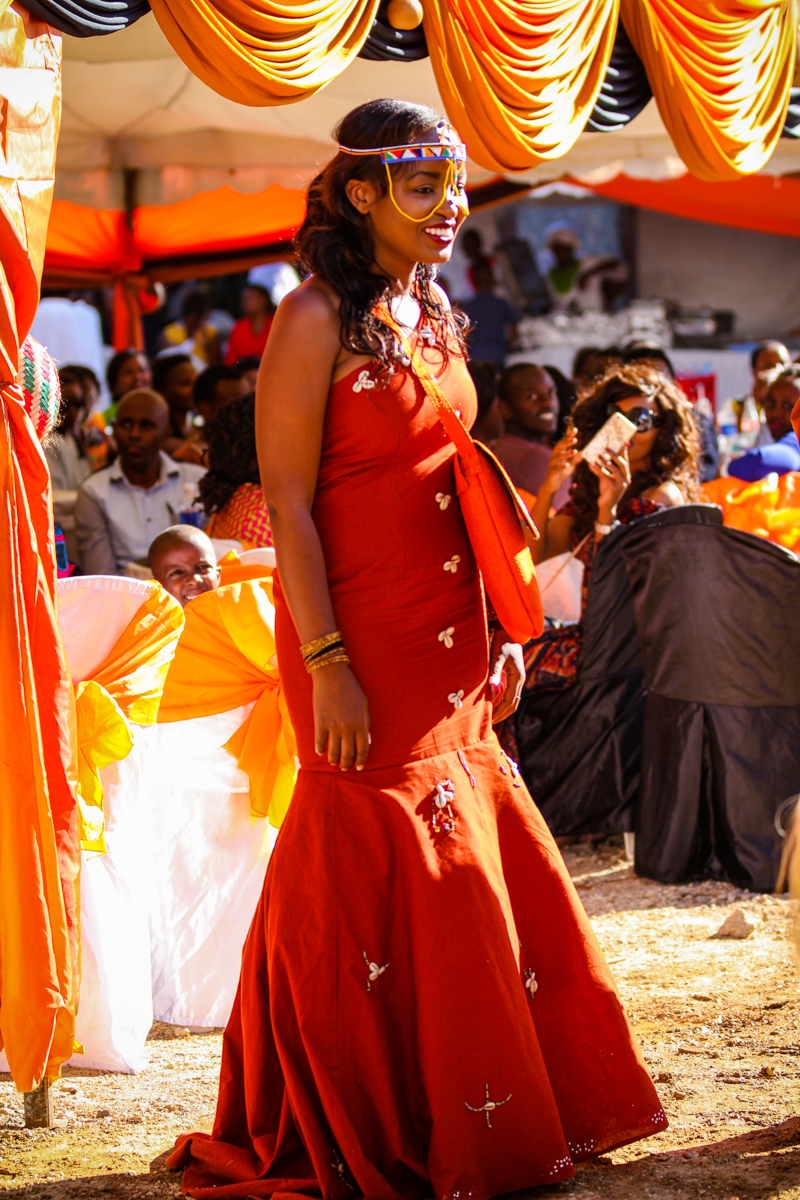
[103,348,152,424]
[148,525,220,606]
[171,365,249,465]
[67,363,111,470]
[461,262,517,367]
[45,367,91,491]
[461,227,495,294]
[233,355,262,391]
[728,365,800,481]
[524,365,699,692]
[224,284,276,365]
[168,97,666,1199]
[200,392,272,548]
[74,389,205,576]
[194,363,249,425]
[72,364,101,414]
[623,342,719,482]
[161,289,220,366]
[543,224,628,314]
[493,362,571,505]
[542,363,577,441]
[732,340,792,443]
[572,344,624,387]
[467,359,501,445]
[152,353,198,456]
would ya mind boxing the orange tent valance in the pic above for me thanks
[575,172,800,240]
[44,184,307,286]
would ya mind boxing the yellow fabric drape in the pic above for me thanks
[0,6,75,1094]
[75,681,134,855]
[621,0,797,181]
[148,0,379,107]
[423,0,618,172]
[71,585,184,854]
[158,579,297,828]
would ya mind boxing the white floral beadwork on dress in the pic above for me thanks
[438,627,455,649]
[352,370,376,393]
[448,690,464,710]
[430,778,457,835]
[524,968,538,998]
[443,555,460,573]
[465,1083,512,1129]
[362,951,388,991]
[435,492,451,510]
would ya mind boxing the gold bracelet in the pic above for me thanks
[306,649,350,673]
[301,630,343,662]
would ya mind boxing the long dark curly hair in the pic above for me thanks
[569,364,700,541]
[295,98,469,373]
[198,392,259,516]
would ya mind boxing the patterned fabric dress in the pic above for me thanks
[206,482,273,548]
[169,348,666,1199]
[522,496,663,693]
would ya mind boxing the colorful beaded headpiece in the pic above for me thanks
[338,119,466,165]
[339,120,468,222]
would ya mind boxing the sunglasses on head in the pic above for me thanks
[606,403,661,432]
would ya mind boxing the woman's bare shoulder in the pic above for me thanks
[274,276,341,342]
[643,479,685,507]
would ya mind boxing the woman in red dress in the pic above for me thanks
[169,99,667,1199]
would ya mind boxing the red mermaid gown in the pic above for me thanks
[170,348,667,1199]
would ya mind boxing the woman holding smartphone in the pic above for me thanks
[522,365,700,692]
[169,101,667,1200]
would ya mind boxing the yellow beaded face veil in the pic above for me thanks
[339,120,469,224]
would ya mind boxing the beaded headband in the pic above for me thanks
[338,120,466,165]
[339,120,468,223]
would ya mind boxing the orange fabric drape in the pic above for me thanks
[148,0,379,107]
[621,0,797,182]
[158,579,296,828]
[574,172,800,240]
[424,0,618,172]
[0,6,79,1094]
[132,183,306,259]
[701,472,800,553]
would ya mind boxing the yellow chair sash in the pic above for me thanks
[158,578,297,827]
[72,584,184,853]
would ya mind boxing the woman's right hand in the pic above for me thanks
[542,428,581,495]
[588,446,631,519]
[313,663,371,771]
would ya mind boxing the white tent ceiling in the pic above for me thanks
[58,14,800,210]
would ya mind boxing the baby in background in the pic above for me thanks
[148,525,219,607]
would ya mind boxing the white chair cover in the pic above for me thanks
[58,576,276,1071]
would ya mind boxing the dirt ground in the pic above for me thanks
[2,840,800,1199]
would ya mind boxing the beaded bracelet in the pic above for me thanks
[306,648,350,673]
[301,631,350,673]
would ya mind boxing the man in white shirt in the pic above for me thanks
[75,389,205,575]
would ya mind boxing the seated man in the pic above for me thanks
[149,525,220,606]
[728,366,800,482]
[74,389,205,575]
[492,362,571,506]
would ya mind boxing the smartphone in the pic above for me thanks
[580,412,638,466]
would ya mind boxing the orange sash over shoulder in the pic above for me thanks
[158,579,296,828]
